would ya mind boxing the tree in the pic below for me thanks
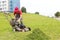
[35,12,39,15]
[55,11,60,17]
[21,7,27,13]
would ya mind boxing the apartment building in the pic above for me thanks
[0,0,20,12]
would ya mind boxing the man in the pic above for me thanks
[14,7,26,30]
[14,7,22,23]
[13,7,31,32]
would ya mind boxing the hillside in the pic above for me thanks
[0,13,60,40]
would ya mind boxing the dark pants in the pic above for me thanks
[15,14,20,20]
[15,14,23,24]
[15,14,25,29]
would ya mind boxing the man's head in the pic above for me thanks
[14,7,20,15]
[15,7,19,10]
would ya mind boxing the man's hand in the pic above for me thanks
[17,18,20,22]
[17,15,22,22]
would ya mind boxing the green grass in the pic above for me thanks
[0,13,60,40]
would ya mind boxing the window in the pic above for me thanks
[0,5,1,7]
[10,8,12,9]
[2,1,4,3]
[4,7,6,9]
[10,4,13,8]
[10,1,12,3]
[10,8,13,10]
[2,4,6,7]
[0,2,1,4]
[0,8,2,10]
[3,8,4,10]
[4,4,6,6]
[2,1,6,3]
[5,4,6,6]
[10,4,12,6]
[2,4,4,6]
[2,7,7,10]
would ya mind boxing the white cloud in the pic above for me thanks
[20,0,60,17]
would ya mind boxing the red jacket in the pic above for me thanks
[14,7,22,16]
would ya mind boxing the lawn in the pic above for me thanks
[0,13,60,40]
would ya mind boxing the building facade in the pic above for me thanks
[0,0,9,12]
[9,0,20,12]
[0,0,20,12]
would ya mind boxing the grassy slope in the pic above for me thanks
[0,13,60,40]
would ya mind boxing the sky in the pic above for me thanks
[20,0,60,17]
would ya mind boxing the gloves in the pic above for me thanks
[17,18,20,22]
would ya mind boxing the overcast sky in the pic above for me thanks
[20,0,60,17]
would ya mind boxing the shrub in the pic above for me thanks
[21,7,27,13]
[55,11,60,17]
[35,12,39,15]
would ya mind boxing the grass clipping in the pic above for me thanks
[25,28,50,40]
